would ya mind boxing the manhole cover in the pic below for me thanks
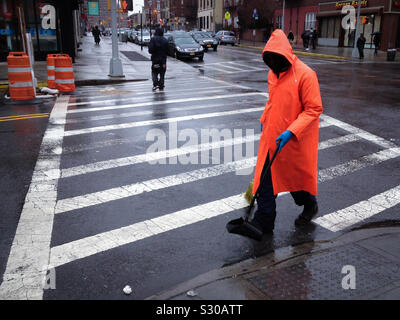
[120,51,150,61]
[248,244,400,299]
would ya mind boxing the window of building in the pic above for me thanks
[276,15,283,29]
[305,12,316,30]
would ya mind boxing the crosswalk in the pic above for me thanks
[0,75,399,299]
[192,57,345,75]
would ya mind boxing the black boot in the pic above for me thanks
[295,200,318,226]
[251,210,276,233]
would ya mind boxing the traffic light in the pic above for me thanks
[121,0,133,11]
[153,9,158,15]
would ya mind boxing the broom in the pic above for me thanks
[244,180,254,204]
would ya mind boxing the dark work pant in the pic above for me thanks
[152,63,166,88]
[253,154,317,229]
[358,47,364,59]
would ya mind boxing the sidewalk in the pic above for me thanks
[0,35,161,90]
[147,226,400,300]
[238,39,400,62]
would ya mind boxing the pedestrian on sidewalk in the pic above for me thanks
[357,33,366,60]
[287,30,294,47]
[243,29,323,237]
[92,25,101,45]
[148,27,169,91]
[373,32,381,56]
[301,29,310,51]
[310,27,317,49]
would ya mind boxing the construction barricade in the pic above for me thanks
[7,52,35,100]
[46,54,58,89]
[54,54,75,92]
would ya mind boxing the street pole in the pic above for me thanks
[282,0,285,34]
[352,0,362,57]
[109,0,124,77]
[140,9,143,51]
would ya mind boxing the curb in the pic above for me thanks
[146,226,400,300]
[237,44,348,60]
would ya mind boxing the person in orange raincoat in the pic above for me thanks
[248,29,323,236]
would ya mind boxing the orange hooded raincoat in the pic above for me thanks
[252,29,323,196]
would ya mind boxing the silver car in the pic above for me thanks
[215,30,237,46]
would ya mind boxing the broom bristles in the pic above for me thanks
[244,180,254,204]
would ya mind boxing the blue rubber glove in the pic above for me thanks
[276,130,293,153]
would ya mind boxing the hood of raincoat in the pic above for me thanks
[262,29,296,76]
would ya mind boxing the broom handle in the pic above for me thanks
[247,147,279,217]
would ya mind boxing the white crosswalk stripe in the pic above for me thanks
[1,75,399,300]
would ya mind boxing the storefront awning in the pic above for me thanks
[317,6,384,17]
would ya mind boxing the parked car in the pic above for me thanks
[171,31,192,38]
[138,31,151,45]
[168,35,204,61]
[163,32,172,40]
[191,32,218,52]
[215,30,237,46]
[128,30,137,42]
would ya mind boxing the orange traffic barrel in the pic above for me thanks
[55,54,75,92]
[7,52,35,100]
[46,54,58,89]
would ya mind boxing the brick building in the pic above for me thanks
[144,0,197,30]
[197,0,223,32]
[274,0,400,50]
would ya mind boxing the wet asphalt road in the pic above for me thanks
[0,42,399,300]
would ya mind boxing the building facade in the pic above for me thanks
[197,0,223,31]
[82,0,130,29]
[144,0,197,30]
[223,0,241,31]
[274,0,400,50]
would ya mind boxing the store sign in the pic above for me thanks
[41,5,56,29]
[336,1,367,10]
[88,1,99,15]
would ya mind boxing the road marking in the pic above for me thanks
[225,61,265,71]
[64,106,266,136]
[67,92,265,114]
[54,157,258,215]
[0,96,69,300]
[59,121,334,179]
[66,100,257,124]
[54,146,400,215]
[0,113,50,122]
[49,183,400,268]
[320,114,398,149]
[60,133,260,179]
[49,194,249,268]
[318,147,400,182]
[61,137,133,154]
[201,65,235,73]
[315,185,400,232]
[69,85,232,105]
[318,134,360,150]
[68,89,228,106]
